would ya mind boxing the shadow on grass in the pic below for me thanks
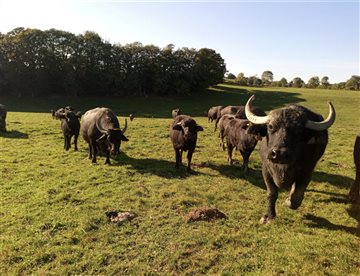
[111,152,205,179]
[0,130,29,139]
[0,86,304,118]
[312,171,353,189]
[304,211,360,237]
[205,162,266,190]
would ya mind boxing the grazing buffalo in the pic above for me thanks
[57,110,82,151]
[207,105,224,122]
[172,108,182,118]
[81,107,128,164]
[220,105,242,117]
[245,95,336,223]
[0,104,7,132]
[224,118,263,176]
[349,133,360,202]
[170,115,203,172]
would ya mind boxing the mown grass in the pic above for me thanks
[0,85,359,275]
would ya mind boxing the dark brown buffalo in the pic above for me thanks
[215,114,236,150]
[56,110,82,151]
[170,115,203,172]
[224,118,263,176]
[0,104,7,132]
[219,105,242,117]
[349,133,360,202]
[207,105,224,122]
[172,108,182,118]
[81,107,128,164]
[245,95,336,223]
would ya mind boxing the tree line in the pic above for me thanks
[0,28,226,97]
[226,71,360,90]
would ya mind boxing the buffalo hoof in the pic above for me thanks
[285,197,302,210]
[260,215,275,224]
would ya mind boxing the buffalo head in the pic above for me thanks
[96,119,128,156]
[245,95,336,166]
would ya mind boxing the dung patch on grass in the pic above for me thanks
[105,210,136,225]
[186,207,227,222]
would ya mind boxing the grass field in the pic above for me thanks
[0,85,359,275]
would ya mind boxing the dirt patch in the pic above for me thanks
[105,210,136,225]
[186,207,227,222]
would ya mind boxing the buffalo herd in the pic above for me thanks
[1,95,359,222]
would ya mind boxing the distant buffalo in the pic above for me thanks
[172,108,182,118]
[57,110,82,151]
[349,132,360,202]
[220,105,242,117]
[0,104,7,132]
[81,107,128,164]
[245,95,336,223]
[170,115,203,172]
[207,105,224,122]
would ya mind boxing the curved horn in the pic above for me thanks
[95,120,108,134]
[305,101,336,131]
[245,95,270,125]
[122,119,128,134]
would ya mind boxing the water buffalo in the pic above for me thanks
[245,95,336,223]
[349,133,360,202]
[170,115,203,172]
[215,114,236,150]
[56,110,82,151]
[0,104,7,132]
[81,107,128,164]
[172,108,182,118]
[220,105,242,117]
[207,105,224,122]
[224,118,263,176]
[51,106,74,120]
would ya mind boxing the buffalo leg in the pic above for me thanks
[174,148,181,169]
[285,177,311,210]
[91,142,97,163]
[88,145,92,159]
[240,150,250,176]
[74,134,78,151]
[227,143,233,165]
[349,135,360,202]
[261,169,278,223]
[187,150,193,172]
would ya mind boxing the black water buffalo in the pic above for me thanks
[57,110,82,151]
[207,105,224,122]
[215,114,236,150]
[170,115,203,172]
[245,95,336,223]
[0,104,7,132]
[220,105,242,117]
[81,107,128,164]
[349,133,360,202]
[172,108,182,118]
[224,118,263,176]
[51,106,74,120]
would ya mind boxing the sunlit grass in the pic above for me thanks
[0,85,359,274]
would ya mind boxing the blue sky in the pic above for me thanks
[0,0,358,83]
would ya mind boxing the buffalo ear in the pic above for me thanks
[96,133,107,142]
[76,111,82,119]
[196,125,204,132]
[121,134,129,142]
[172,124,183,131]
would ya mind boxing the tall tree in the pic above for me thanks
[345,75,360,90]
[290,77,305,88]
[261,70,273,86]
[307,76,320,88]
[320,76,330,88]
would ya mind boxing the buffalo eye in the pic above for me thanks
[267,124,274,131]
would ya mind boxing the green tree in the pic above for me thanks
[290,77,305,88]
[226,73,236,79]
[307,76,320,88]
[261,70,273,86]
[320,76,330,88]
[235,72,248,86]
[345,75,360,90]
[279,77,288,87]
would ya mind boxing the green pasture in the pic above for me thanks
[0,85,359,275]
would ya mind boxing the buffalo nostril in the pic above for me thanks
[271,149,278,159]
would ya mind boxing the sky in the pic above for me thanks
[0,0,359,83]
